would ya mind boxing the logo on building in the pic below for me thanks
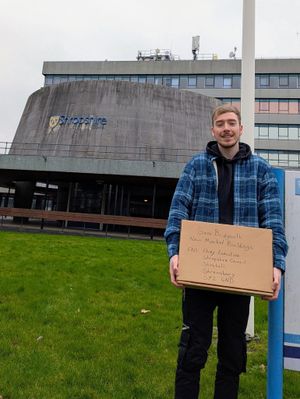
[49,115,107,129]
[49,116,60,129]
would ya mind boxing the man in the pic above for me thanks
[164,104,288,399]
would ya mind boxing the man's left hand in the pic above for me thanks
[262,267,282,301]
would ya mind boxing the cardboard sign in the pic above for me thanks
[178,220,273,296]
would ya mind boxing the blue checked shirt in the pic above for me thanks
[164,151,288,271]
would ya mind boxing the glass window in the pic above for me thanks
[269,126,278,139]
[259,100,270,112]
[205,75,215,87]
[279,126,288,139]
[121,76,130,81]
[130,76,138,83]
[171,76,179,88]
[53,76,61,84]
[259,75,270,87]
[154,76,162,85]
[223,76,232,88]
[138,76,146,83]
[106,76,115,80]
[146,76,154,84]
[164,76,172,87]
[75,75,84,81]
[188,76,197,88]
[279,75,289,87]
[59,76,68,83]
[45,76,53,85]
[279,100,289,113]
[289,127,299,140]
[259,126,269,137]
[254,126,259,138]
[68,76,76,82]
[289,153,298,161]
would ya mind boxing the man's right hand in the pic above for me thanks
[169,255,183,288]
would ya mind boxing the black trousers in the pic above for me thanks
[175,288,251,399]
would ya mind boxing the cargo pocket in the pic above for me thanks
[177,325,190,367]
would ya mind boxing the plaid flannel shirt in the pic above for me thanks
[164,151,288,271]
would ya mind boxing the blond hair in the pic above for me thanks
[211,104,241,126]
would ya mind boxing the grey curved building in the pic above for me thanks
[0,79,219,229]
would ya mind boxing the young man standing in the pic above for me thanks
[164,104,288,399]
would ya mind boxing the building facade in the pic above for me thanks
[0,77,219,233]
[43,58,300,168]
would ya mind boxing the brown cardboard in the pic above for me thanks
[178,220,273,296]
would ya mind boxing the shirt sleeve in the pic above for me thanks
[164,160,195,258]
[257,165,288,272]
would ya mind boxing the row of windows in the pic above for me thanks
[223,98,300,114]
[255,125,300,140]
[44,73,300,90]
[257,150,300,168]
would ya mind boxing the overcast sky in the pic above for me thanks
[1,0,300,144]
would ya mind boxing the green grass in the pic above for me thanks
[0,231,298,398]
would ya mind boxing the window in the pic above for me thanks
[259,100,270,112]
[44,76,53,85]
[171,76,179,88]
[259,126,269,137]
[278,126,288,139]
[279,153,289,166]
[254,126,259,138]
[138,76,146,84]
[164,76,172,87]
[223,76,232,88]
[269,126,278,139]
[130,76,138,83]
[259,75,270,87]
[278,100,289,113]
[188,76,197,88]
[205,75,215,87]
[279,75,289,87]
[154,76,162,85]
[53,76,62,84]
[146,76,154,84]
[289,127,299,140]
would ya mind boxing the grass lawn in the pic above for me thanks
[0,231,299,398]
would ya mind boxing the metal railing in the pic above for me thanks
[0,141,198,163]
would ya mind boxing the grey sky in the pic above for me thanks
[1,0,300,143]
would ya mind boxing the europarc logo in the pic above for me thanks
[49,115,107,129]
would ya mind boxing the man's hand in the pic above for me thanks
[169,255,183,288]
[262,267,282,301]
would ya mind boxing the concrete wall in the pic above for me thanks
[11,80,220,160]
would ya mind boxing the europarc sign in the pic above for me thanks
[49,115,107,129]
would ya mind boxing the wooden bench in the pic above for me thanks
[0,207,167,237]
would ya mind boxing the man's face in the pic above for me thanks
[211,112,243,149]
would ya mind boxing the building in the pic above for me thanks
[0,56,299,234]
[0,75,219,233]
[43,58,300,168]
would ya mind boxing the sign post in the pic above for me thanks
[267,168,285,399]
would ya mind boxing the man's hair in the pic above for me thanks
[211,104,241,126]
